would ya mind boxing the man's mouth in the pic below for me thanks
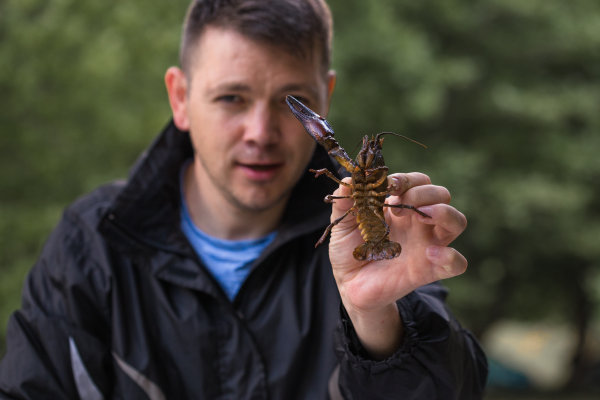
[243,164,280,170]
[236,162,284,180]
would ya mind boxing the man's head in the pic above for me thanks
[180,0,333,76]
[165,0,336,236]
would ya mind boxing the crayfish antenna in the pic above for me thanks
[376,131,428,149]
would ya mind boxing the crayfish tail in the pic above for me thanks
[352,240,401,261]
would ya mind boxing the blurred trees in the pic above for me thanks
[326,0,600,388]
[1,0,600,390]
[0,0,191,353]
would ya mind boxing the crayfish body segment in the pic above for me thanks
[285,95,430,262]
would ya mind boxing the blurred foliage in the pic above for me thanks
[325,0,600,389]
[0,0,191,355]
[327,0,600,325]
[1,0,600,389]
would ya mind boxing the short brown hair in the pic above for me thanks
[180,0,333,74]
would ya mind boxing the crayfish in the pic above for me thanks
[286,95,430,261]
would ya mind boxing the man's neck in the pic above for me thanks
[182,161,285,240]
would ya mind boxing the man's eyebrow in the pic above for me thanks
[207,82,252,95]
[279,83,319,99]
[206,82,319,99]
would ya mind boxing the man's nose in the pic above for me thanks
[243,103,280,146]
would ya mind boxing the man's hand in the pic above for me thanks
[328,172,468,359]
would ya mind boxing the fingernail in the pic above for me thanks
[418,206,434,218]
[391,175,409,193]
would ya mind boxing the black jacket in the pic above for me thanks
[0,121,487,399]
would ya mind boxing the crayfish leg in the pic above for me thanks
[378,210,392,238]
[315,207,354,247]
[324,194,352,203]
[364,171,389,190]
[309,168,350,186]
[384,203,431,218]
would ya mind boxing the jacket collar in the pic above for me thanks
[102,120,194,256]
[100,120,341,282]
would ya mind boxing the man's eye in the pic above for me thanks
[283,95,312,109]
[217,95,243,104]
[290,96,311,106]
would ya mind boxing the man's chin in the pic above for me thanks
[229,190,291,214]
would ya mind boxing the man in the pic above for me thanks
[0,0,487,398]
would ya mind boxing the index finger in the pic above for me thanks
[387,172,432,196]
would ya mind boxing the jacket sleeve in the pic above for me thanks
[334,283,488,400]
[0,208,113,399]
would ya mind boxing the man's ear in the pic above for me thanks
[165,66,190,131]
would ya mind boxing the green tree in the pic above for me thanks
[327,0,600,388]
[0,0,190,354]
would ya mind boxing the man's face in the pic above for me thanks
[173,27,334,214]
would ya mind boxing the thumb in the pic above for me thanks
[329,178,355,225]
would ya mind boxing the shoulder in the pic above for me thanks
[33,181,126,287]
[63,180,125,229]
[15,183,128,323]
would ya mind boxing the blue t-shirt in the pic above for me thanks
[179,168,276,300]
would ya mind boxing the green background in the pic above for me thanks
[2,0,599,397]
